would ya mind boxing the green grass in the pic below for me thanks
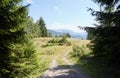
[34,38,120,78]
[33,37,92,77]
[69,43,120,78]
[33,38,73,76]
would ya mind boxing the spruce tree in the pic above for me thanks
[25,17,41,38]
[91,0,120,64]
[38,17,48,37]
[0,0,39,78]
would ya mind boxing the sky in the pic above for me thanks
[24,0,99,33]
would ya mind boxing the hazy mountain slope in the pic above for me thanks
[47,29,87,39]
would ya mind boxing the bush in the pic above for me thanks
[42,37,71,47]
[70,46,84,57]
[59,36,67,43]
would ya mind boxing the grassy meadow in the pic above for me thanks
[33,37,120,78]
[33,37,90,76]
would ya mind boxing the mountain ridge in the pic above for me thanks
[47,29,87,39]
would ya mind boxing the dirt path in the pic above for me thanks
[39,47,89,78]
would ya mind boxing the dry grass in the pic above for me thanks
[33,37,90,75]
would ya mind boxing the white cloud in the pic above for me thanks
[48,22,86,33]
[26,0,33,3]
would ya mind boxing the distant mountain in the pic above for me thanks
[47,29,63,36]
[47,29,87,39]
[55,29,75,35]
[71,34,87,40]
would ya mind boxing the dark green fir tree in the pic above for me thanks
[25,16,41,38]
[38,17,48,37]
[91,0,120,64]
[0,0,39,78]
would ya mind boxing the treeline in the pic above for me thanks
[25,17,71,38]
[54,33,71,38]
[25,16,71,38]
[25,17,52,38]
[25,16,73,39]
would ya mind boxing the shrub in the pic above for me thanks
[42,37,71,47]
[70,46,84,58]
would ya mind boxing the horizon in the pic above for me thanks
[24,0,99,33]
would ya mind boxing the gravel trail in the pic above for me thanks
[40,47,90,78]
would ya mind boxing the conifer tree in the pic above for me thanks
[91,0,120,63]
[25,17,41,38]
[38,17,48,37]
[0,0,39,77]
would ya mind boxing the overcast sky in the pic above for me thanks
[24,0,99,33]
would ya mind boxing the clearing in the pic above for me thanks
[34,38,90,78]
